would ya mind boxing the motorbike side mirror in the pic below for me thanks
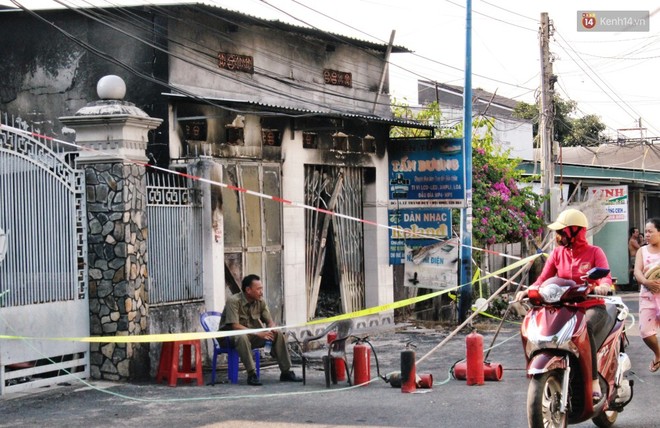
[587,267,610,280]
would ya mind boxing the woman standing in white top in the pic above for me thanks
[634,217,660,372]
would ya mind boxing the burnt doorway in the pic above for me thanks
[316,221,341,318]
[304,165,365,320]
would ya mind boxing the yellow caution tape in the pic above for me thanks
[0,253,542,342]
[474,310,521,325]
[473,268,483,298]
[0,327,278,343]
[307,252,542,325]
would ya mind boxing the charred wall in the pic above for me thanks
[0,8,169,163]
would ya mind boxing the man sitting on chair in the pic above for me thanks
[219,274,302,386]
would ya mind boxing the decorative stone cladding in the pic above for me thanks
[86,162,150,380]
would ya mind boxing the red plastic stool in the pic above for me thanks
[156,340,203,387]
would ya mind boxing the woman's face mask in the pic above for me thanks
[555,226,583,248]
[555,229,570,247]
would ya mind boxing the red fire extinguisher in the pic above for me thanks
[327,331,346,382]
[466,330,484,386]
[353,340,371,386]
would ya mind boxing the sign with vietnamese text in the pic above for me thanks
[404,239,459,290]
[590,185,628,222]
[388,207,451,264]
[388,138,465,208]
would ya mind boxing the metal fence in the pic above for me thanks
[146,172,203,304]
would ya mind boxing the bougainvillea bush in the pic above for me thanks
[469,119,545,248]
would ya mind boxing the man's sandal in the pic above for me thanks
[650,360,660,373]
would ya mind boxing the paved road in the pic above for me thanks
[1,292,657,427]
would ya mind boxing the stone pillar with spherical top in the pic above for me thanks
[60,75,162,381]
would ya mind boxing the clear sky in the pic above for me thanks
[4,0,660,139]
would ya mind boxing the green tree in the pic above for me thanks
[513,95,605,147]
[513,101,539,138]
[565,114,606,147]
[390,98,438,138]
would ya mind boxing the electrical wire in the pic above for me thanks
[444,0,536,33]
[553,30,660,136]
[13,0,402,117]
[56,0,390,111]
[46,0,536,121]
[260,0,538,93]
[3,0,536,117]
[555,80,621,138]
[8,0,653,142]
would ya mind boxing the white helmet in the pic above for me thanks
[547,208,588,230]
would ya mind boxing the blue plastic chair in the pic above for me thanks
[200,311,260,385]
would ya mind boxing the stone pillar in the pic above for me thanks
[60,75,162,380]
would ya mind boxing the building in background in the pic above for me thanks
[417,80,534,161]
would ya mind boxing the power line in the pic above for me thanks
[258,0,537,95]
[444,0,536,32]
[478,0,537,23]
[45,0,428,117]
[555,80,620,137]
[30,0,400,114]
[13,0,641,141]
[553,29,660,135]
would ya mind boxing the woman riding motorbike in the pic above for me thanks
[516,208,613,402]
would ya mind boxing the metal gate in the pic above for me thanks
[0,115,89,395]
[146,171,204,304]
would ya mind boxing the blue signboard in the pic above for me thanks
[388,207,452,265]
[388,138,465,208]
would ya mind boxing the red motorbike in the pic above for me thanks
[520,268,634,428]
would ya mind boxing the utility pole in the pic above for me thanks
[458,0,473,322]
[539,12,556,223]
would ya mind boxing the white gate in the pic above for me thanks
[0,115,89,395]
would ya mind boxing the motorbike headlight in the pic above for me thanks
[528,314,577,346]
[538,283,569,303]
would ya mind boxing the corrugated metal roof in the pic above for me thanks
[163,92,434,129]
[520,162,660,185]
[191,3,411,54]
[420,80,520,110]
[522,144,660,184]
[1,3,410,54]
[558,144,660,172]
